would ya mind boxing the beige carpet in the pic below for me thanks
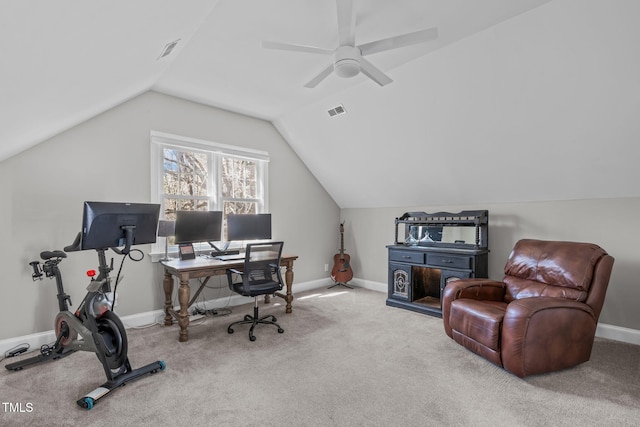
[1,286,639,426]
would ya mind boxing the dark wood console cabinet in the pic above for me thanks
[386,211,489,317]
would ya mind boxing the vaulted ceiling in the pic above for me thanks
[3,0,639,208]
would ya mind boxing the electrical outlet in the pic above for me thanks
[324,264,329,272]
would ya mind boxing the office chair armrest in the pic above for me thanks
[226,268,244,291]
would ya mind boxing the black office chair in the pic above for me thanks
[226,241,285,341]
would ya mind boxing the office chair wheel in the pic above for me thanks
[249,335,256,342]
[277,328,284,333]
[271,316,277,322]
[228,326,234,334]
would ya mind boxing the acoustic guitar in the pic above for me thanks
[330,222,353,287]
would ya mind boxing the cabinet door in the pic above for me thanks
[388,262,411,300]
[440,269,472,294]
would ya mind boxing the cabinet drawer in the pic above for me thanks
[389,250,425,264]
[426,253,471,269]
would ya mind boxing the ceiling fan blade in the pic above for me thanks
[304,64,335,88]
[336,0,355,46]
[359,57,392,86]
[262,40,332,55]
[358,27,438,56]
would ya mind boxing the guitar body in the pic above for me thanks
[331,252,353,283]
[331,223,353,284]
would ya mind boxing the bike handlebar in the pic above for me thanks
[29,261,43,280]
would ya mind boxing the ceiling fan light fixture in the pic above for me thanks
[334,58,360,78]
[261,1,438,87]
[333,45,361,78]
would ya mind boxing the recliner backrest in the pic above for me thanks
[502,239,607,303]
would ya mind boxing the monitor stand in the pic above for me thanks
[209,242,240,257]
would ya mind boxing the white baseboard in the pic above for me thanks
[0,278,332,356]
[595,323,640,345]
[359,279,640,346]
[3,278,637,357]
[349,278,387,293]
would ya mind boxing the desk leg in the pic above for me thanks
[163,271,173,326]
[284,262,294,314]
[178,277,190,342]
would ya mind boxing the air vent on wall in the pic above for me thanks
[328,105,346,117]
[158,39,180,59]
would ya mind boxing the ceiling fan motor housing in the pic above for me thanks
[333,45,361,78]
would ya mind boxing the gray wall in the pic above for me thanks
[342,198,640,331]
[0,91,339,341]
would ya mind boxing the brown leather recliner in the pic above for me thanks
[442,239,614,378]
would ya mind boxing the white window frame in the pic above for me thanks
[150,131,269,258]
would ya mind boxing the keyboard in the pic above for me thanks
[215,254,245,261]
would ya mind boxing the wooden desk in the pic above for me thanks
[161,254,299,342]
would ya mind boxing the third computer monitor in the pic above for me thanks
[226,213,271,241]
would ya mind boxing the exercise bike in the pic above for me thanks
[5,231,166,409]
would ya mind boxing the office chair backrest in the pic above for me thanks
[240,241,284,294]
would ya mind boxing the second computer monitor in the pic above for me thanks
[226,213,272,241]
[174,210,223,244]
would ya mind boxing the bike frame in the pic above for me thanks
[6,243,165,409]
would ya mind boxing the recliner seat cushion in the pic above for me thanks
[449,299,507,351]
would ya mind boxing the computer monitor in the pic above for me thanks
[174,210,223,244]
[226,213,272,241]
[81,201,160,251]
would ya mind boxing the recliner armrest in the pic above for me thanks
[502,297,597,377]
[444,278,506,302]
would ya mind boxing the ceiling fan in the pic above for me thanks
[262,0,438,88]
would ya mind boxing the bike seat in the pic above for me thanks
[40,250,67,260]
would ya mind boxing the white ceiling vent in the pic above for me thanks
[158,39,180,59]
[327,105,346,117]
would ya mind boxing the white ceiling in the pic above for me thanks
[4,0,639,209]
[1,0,550,160]
[154,0,552,120]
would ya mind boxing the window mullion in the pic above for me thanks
[211,151,220,211]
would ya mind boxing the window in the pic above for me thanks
[150,131,269,255]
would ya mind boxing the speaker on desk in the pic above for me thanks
[157,220,175,261]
